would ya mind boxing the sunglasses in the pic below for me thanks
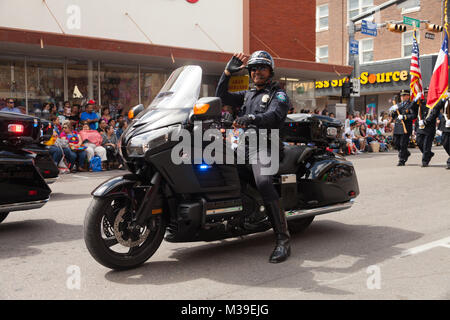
[8,101,14,104]
[249,65,269,72]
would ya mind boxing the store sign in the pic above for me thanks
[425,32,435,40]
[228,75,249,92]
[315,70,409,89]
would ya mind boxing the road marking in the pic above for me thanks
[399,237,450,258]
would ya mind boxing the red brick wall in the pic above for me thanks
[248,0,316,61]
[316,0,444,65]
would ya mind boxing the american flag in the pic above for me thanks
[409,29,423,101]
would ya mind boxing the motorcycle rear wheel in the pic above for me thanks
[84,196,166,270]
[0,212,9,224]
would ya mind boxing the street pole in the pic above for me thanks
[347,0,409,115]
[348,21,356,115]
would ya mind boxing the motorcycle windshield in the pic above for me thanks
[135,65,202,124]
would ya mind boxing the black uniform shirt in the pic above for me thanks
[215,73,290,129]
[393,100,418,135]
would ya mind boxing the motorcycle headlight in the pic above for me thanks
[126,127,170,157]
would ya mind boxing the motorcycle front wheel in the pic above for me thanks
[84,196,166,270]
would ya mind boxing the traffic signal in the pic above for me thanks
[342,80,353,98]
[387,23,407,33]
[425,23,443,33]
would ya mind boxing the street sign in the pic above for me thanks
[350,40,359,55]
[403,16,420,28]
[425,32,435,40]
[361,20,377,37]
[350,78,360,97]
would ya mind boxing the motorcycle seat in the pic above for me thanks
[277,145,313,175]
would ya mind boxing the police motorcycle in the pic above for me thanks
[0,111,54,224]
[84,66,359,270]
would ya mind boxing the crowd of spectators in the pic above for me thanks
[1,98,130,173]
[298,107,445,156]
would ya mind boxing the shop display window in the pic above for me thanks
[100,64,139,118]
[0,56,26,112]
[67,60,100,109]
[140,71,168,108]
[282,78,316,113]
[27,59,64,115]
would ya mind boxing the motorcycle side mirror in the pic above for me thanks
[128,104,144,120]
[189,97,222,123]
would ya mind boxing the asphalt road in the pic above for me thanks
[0,148,449,300]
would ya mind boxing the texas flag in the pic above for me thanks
[426,31,449,109]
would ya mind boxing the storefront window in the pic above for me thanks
[282,79,316,112]
[100,64,139,118]
[140,70,168,108]
[27,58,64,115]
[0,56,26,112]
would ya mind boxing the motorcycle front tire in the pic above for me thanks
[84,196,166,270]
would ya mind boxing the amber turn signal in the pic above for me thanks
[193,103,210,115]
[128,109,135,119]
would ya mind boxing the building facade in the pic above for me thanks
[315,0,447,115]
[0,0,352,116]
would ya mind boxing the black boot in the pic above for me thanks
[397,160,405,166]
[265,200,291,263]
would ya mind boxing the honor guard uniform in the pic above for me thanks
[389,90,418,166]
[426,97,450,169]
[414,90,436,167]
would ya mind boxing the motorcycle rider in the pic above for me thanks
[389,90,419,166]
[215,51,291,263]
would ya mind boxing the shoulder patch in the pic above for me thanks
[276,92,287,103]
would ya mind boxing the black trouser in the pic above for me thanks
[251,156,279,203]
[416,133,435,164]
[393,134,411,162]
[442,132,450,167]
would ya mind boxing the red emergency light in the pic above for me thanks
[8,124,24,134]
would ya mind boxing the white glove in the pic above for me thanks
[419,120,424,127]
[414,93,422,102]
[398,115,404,120]
[390,104,399,112]
[446,120,450,128]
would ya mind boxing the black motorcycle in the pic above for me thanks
[0,111,54,223]
[84,66,359,270]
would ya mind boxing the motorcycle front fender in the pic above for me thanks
[91,174,140,197]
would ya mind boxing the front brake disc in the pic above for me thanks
[113,208,150,248]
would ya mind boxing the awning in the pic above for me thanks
[0,27,352,81]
